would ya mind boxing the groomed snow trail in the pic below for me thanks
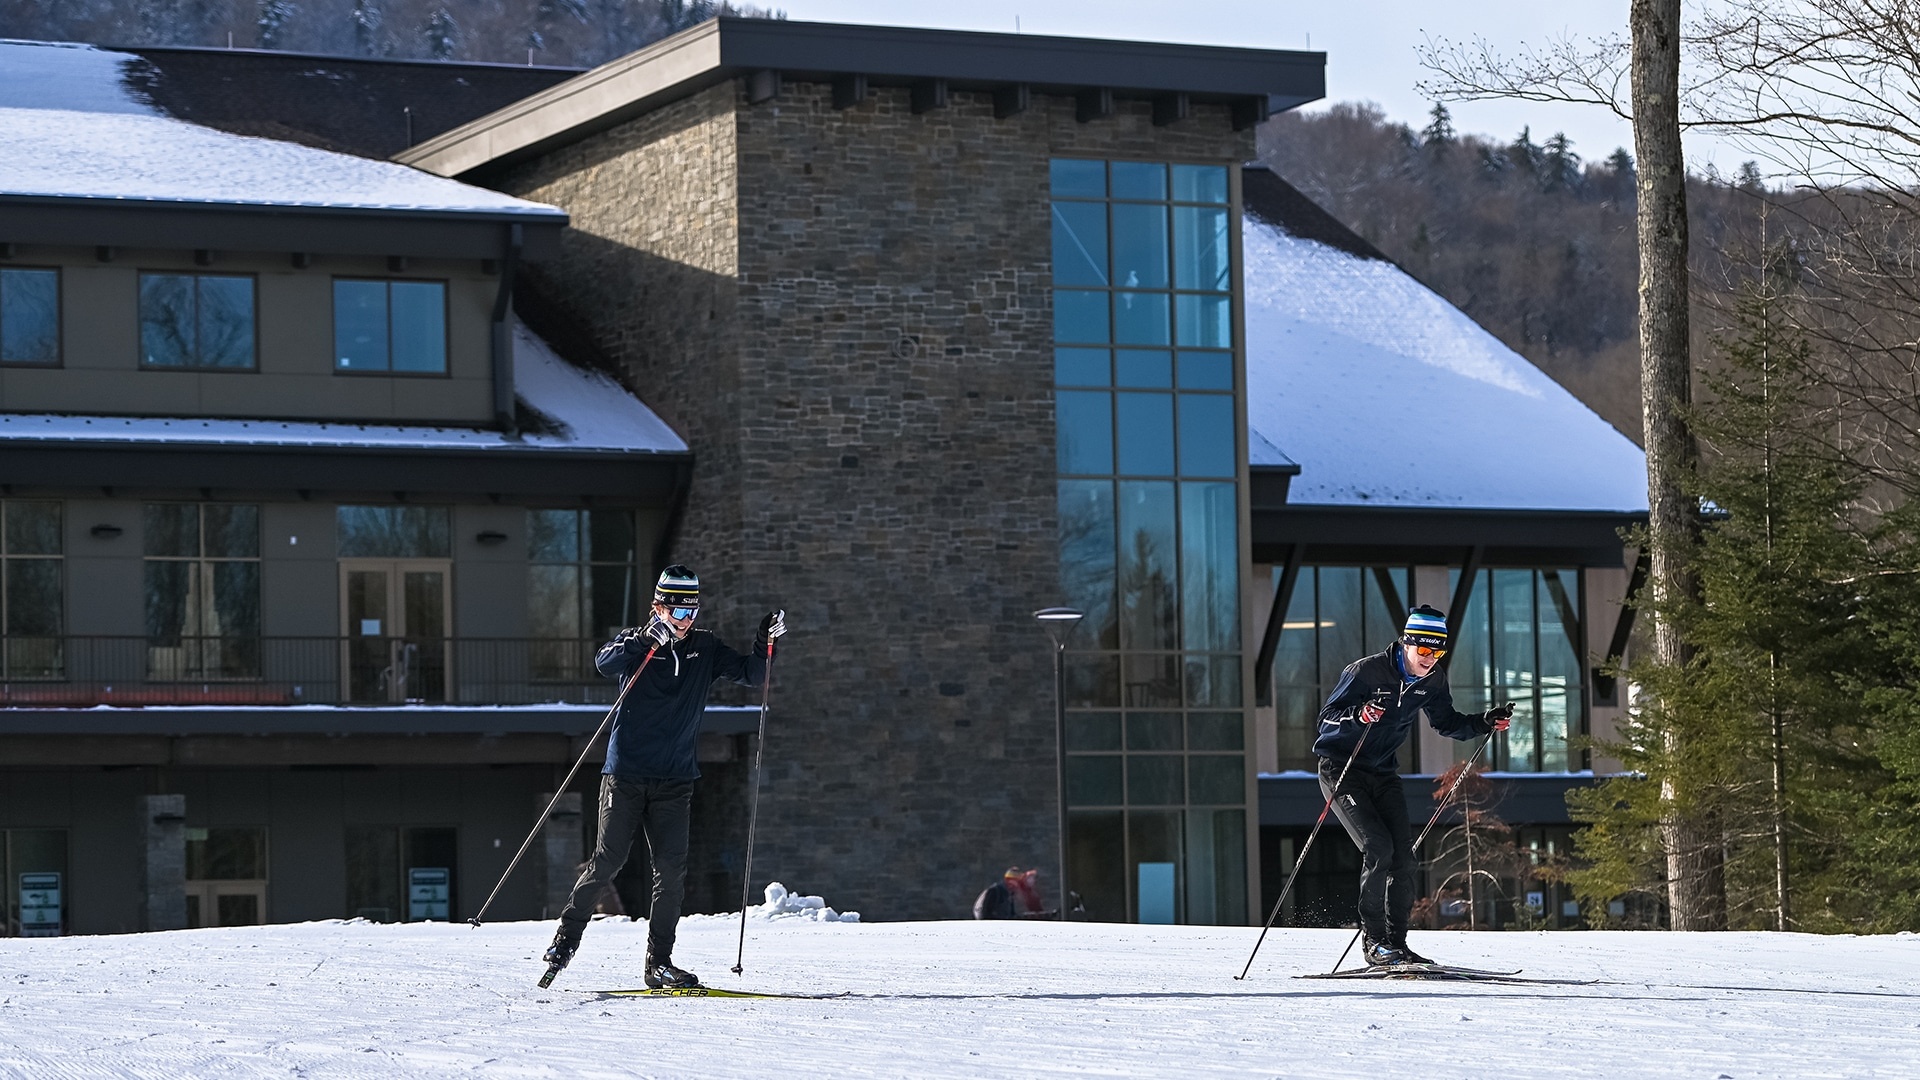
[2,918,1915,1078]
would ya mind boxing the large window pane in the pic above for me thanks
[4,502,61,555]
[1124,652,1181,707]
[196,276,255,368]
[1051,203,1109,287]
[1176,351,1233,390]
[1067,712,1122,752]
[204,505,259,559]
[0,268,59,364]
[1113,291,1170,346]
[1179,482,1238,652]
[1117,481,1177,650]
[1065,652,1120,706]
[1175,293,1232,348]
[1050,158,1106,198]
[210,562,261,637]
[529,564,583,640]
[5,560,61,635]
[527,509,579,563]
[1125,712,1182,751]
[1056,391,1114,475]
[1111,204,1168,289]
[1054,290,1110,344]
[1317,568,1364,687]
[1185,654,1241,707]
[1067,756,1124,806]
[145,560,192,641]
[143,504,198,557]
[1115,393,1174,476]
[1189,755,1244,805]
[390,282,447,373]
[1115,350,1171,388]
[1110,161,1167,200]
[1172,164,1229,204]
[1177,395,1236,478]
[1055,347,1109,387]
[1173,205,1232,291]
[139,274,195,367]
[1188,712,1243,751]
[1068,810,1126,922]
[587,511,636,565]
[1127,755,1184,804]
[334,280,388,371]
[1059,480,1117,649]
[337,506,450,558]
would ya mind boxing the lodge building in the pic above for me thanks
[0,20,1642,937]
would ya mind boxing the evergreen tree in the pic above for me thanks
[1420,102,1456,151]
[349,0,382,55]
[1541,132,1581,193]
[256,0,295,48]
[422,6,457,59]
[1569,278,1879,930]
[1506,126,1541,179]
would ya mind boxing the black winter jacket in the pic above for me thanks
[1312,646,1494,773]
[595,627,767,781]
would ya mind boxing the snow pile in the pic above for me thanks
[0,40,561,217]
[746,881,860,923]
[1241,217,1648,511]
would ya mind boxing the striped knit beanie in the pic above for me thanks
[653,565,700,608]
[1401,605,1449,647]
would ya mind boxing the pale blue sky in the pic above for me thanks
[775,0,1742,173]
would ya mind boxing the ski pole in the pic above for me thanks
[731,639,776,975]
[468,643,657,928]
[1326,730,1496,973]
[1233,719,1376,981]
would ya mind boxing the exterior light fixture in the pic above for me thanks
[1033,606,1084,920]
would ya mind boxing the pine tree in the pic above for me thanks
[256,0,294,48]
[1420,102,1456,151]
[1569,274,1877,930]
[349,0,382,55]
[1541,132,1581,193]
[1506,126,1541,179]
[423,6,458,59]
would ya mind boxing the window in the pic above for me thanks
[1051,158,1245,926]
[345,826,457,922]
[334,279,448,373]
[1448,568,1584,773]
[0,267,59,365]
[144,504,261,679]
[1269,566,1413,772]
[139,272,255,368]
[1,500,62,679]
[337,506,450,558]
[528,510,640,680]
[184,826,267,928]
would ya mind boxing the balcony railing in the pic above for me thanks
[0,636,626,707]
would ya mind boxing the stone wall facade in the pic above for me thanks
[503,78,1252,919]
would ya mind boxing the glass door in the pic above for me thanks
[340,559,450,702]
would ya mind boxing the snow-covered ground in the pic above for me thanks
[3,910,1915,1078]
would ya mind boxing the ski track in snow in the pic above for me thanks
[1,919,1916,1078]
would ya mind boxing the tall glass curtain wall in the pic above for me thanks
[1447,568,1583,772]
[1052,158,1246,926]
[527,509,640,680]
[1268,566,1583,774]
[1269,567,1411,771]
[144,504,262,679]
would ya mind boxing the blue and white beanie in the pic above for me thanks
[1401,605,1449,647]
[653,565,700,608]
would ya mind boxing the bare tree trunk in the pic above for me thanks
[1631,0,1726,931]
[1771,661,1791,932]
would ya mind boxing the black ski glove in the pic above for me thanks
[640,613,674,649]
[754,609,786,655]
[1484,701,1515,732]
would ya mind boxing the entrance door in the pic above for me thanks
[340,560,451,702]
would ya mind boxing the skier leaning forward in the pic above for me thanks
[1313,604,1511,967]
[542,564,785,989]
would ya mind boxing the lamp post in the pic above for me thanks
[1034,606,1084,920]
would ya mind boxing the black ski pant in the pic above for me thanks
[1317,757,1415,944]
[559,774,694,963]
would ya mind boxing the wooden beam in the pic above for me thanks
[1446,545,1485,651]
[1593,548,1650,704]
[911,78,949,113]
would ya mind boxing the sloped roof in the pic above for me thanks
[0,322,683,455]
[1241,166,1647,513]
[0,40,563,220]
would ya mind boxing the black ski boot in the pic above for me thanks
[1392,935,1435,966]
[1363,935,1410,968]
[538,927,579,988]
[644,957,702,990]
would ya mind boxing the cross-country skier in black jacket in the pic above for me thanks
[541,565,785,989]
[1314,604,1512,967]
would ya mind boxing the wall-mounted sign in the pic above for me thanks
[408,867,449,921]
[19,872,61,937]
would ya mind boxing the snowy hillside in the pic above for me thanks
[2,914,1915,1078]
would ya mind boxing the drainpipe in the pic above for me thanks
[491,223,523,436]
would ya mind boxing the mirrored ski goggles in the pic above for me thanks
[665,606,698,621]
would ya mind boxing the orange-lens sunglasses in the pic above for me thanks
[1413,645,1447,659]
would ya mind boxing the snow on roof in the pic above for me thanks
[0,323,686,455]
[1243,214,1648,513]
[0,40,562,218]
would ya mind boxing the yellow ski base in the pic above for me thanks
[595,987,847,999]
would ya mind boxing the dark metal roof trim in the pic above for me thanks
[399,17,1324,177]
[1252,505,1643,567]
[0,201,565,260]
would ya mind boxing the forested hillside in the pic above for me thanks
[1259,103,1778,446]
[0,0,776,67]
